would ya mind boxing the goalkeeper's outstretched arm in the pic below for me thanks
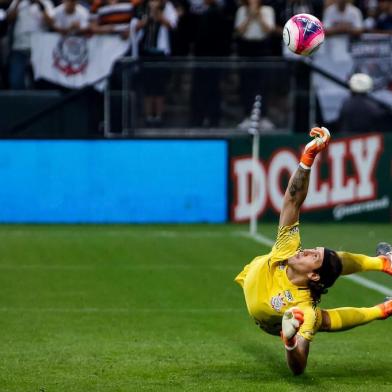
[285,336,309,375]
[279,166,310,227]
[279,127,330,227]
[279,128,331,375]
[281,307,309,375]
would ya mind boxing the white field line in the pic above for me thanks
[2,228,391,296]
[344,275,392,296]
[240,231,392,297]
[237,232,275,247]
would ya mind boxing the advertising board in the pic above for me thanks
[230,133,391,222]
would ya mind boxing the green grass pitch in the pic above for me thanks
[0,223,392,391]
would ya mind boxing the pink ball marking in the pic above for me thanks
[292,14,324,55]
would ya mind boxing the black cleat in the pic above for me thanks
[376,242,392,257]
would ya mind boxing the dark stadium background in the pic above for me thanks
[0,0,392,390]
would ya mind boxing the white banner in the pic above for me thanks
[31,32,130,89]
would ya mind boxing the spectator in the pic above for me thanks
[90,0,134,38]
[51,0,89,35]
[373,0,392,32]
[363,0,378,31]
[235,0,274,57]
[134,0,147,17]
[137,0,177,126]
[189,0,227,127]
[353,0,376,16]
[170,0,192,55]
[137,0,177,60]
[234,0,275,119]
[185,0,225,55]
[89,0,137,92]
[7,0,54,89]
[338,73,387,133]
[323,0,363,60]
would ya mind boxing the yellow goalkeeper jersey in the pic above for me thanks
[235,222,322,341]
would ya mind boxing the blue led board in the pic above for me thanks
[0,140,227,223]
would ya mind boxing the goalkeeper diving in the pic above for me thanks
[235,127,392,375]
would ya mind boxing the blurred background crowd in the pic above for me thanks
[1,0,392,135]
[3,0,392,87]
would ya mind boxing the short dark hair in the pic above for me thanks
[308,248,342,304]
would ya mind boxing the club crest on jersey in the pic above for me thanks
[284,290,294,302]
[270,293,286,312]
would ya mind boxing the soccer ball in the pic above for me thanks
[283,13,325,56]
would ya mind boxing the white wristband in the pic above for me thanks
[284,337,298,351]
[299,162,311,170]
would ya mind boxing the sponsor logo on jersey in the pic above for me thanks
[284,290,294,302]
[270,293,286,312]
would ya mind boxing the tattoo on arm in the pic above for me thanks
[288,167,310,202]
[279,167,310,226]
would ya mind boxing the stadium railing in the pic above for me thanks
[106,57,298,138]
[3,56,391,139]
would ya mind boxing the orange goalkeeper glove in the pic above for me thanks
[300,127,331,170]
[281,307,304,350]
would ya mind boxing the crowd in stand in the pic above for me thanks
[1,0,392,128]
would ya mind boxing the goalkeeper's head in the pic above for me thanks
[315,248,342,288]
[288,247,342,303]
[308,248,342,303]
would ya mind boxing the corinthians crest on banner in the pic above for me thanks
[53,36,88,76]
[31,32,130,89]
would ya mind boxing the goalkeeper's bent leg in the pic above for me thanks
[338,251,387,275]
[320,303,390,332]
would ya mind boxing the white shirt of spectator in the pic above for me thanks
[142,1,177,55]
[52,3,89,31]
[234,5,275,41]
[10,0,54,50]
[323,3,363,61]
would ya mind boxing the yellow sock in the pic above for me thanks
[326,306,383,332]
[337,251,384,275]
